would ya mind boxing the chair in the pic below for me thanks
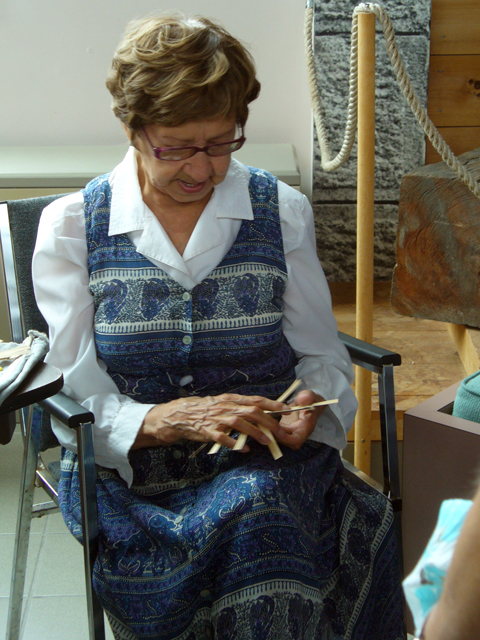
[0,195,106,640]
[339,331,403,574]
[0,195,403,639]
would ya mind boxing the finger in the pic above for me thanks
[208,417,271,450]
[219,393,288,414]
[208,430,242,451]
[226,405,286,435]
[290,390,323,407]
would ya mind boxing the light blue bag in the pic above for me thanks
[403,499,473,637]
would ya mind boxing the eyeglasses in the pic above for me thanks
[141,126,246,161]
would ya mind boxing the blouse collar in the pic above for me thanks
[107,146,253,237]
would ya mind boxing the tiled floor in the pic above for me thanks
[0,430,114,640]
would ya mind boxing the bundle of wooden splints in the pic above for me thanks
[190,379,338,460]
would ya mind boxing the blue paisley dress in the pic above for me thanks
[58,168,405,640]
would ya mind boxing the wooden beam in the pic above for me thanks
[427,55,480,127]
[447,324,480,375]
[355,11,376,475]
[430,0,480,55]
[426,126,480,164]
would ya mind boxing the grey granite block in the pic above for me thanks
[312,34,429,202]
[311,0,431,280]
[314,0,431,36]
[314,203,399,281]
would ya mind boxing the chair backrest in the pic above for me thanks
[0,194,71,450]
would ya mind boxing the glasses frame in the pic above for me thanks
[141,126,246,162]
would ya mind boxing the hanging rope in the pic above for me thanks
[305,1,480,199]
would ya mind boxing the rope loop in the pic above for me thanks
[305,2,480,199]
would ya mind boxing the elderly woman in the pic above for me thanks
[32,14,404,640]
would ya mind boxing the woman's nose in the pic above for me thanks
[183,152,213,181]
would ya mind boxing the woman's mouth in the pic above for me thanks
[178,179,207,194]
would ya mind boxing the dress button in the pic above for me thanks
[173,449,183,459]
[178,480,187,488]
[182,292,191,302]
[200,589,210,597]
[182,335,192,345]
[174,515,184,524]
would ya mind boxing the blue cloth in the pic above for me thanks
[453,370,480,423]
[60,441,404,640]
[58,168,405,639]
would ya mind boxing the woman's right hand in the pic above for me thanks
[131,393,289,452]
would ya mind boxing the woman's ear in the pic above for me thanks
[123,123,134,145]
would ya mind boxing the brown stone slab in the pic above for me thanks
[391,147,480,328]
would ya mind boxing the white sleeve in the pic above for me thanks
[278,183,357,449]
[32,193,154,487]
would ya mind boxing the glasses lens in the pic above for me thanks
[155,148,196,161]
[207,138,245,157]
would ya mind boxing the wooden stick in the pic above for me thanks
[355,11,376,476]
[0,344,31,361]
[276,379,303,403]
[264,398,338,414]
[208,431,232,455]
[258,425,283,460]
[231,379,304,453]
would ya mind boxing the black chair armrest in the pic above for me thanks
[39,391,95,429]
[339,331,401,368]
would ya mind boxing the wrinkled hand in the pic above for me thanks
[133,393,289,451]
[274,390,326,450]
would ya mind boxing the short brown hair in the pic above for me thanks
[106,14,261,130]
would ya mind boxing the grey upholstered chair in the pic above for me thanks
[0,195,105,640]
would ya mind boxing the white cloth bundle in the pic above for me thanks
[0,330,49,405]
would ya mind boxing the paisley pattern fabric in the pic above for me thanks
[57,167,405,639]
[83,168,297,404]
[60,442,405,640]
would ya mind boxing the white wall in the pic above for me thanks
[0,0,313,196]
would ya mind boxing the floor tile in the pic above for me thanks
[0,430,50,536]
[31,533,86,596]
[0,597,8,638]
[44,511,70,534]
[23,596,114,640]
[0,533,43,598]
[0,489,49,535]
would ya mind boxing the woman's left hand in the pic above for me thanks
[274,390,326,450]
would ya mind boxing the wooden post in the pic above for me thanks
[354,12,376,474]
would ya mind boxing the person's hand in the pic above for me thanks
[274,390,326,450]
[132,393,289,451]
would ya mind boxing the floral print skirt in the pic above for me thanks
[59,440,404,640]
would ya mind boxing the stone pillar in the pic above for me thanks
[312,0,431,281]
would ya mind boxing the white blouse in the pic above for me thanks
[32,149,357,486]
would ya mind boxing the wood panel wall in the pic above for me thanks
[426,0,480,163]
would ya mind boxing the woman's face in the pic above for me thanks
[131,117,237,208]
